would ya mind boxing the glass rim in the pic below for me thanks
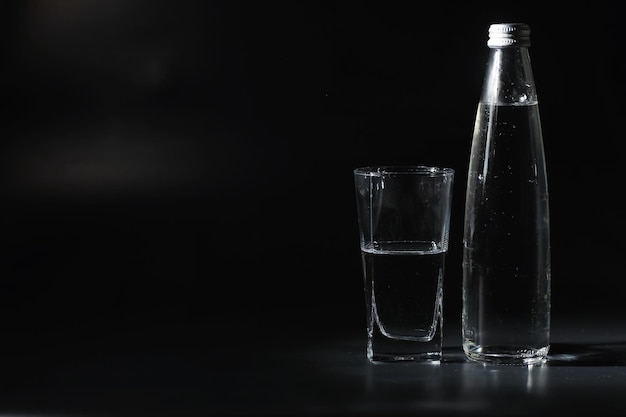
[354,165,454,177]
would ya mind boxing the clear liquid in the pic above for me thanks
[462,103,551,365]
[362,241,445,362]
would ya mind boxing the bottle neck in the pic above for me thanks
[480,47,537,106]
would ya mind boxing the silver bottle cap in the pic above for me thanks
[488,23,531,48]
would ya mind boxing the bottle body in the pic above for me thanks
[462,29,551,365]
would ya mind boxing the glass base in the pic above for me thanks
[369,351,441,363]
[367,323,442,363]
[463,344,550,365]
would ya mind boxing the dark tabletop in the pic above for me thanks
[1,310,625,417]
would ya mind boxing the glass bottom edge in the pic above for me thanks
[368,352,442,363]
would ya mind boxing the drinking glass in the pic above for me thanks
[354,166,454,362]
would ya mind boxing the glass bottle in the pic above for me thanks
[462,23,551,365]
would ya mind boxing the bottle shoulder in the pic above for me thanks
[481,48,537,105]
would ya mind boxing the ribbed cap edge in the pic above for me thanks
[488,23,531,47]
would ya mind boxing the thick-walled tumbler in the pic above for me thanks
[354,166,454,362]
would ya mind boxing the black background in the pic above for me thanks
[1,0,624,373]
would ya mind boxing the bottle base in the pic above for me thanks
[463,344,549,365]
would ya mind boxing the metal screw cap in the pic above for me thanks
[488,23,531,48]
